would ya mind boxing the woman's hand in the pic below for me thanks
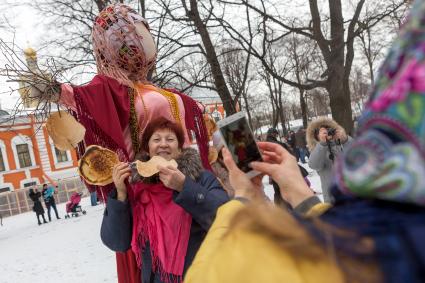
[222,148,265,201]
[250,142,314,208]
[158,166,186,192]
[112,162,131,202]
[334,128,347,143]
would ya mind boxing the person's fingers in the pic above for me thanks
[117,166,131,177]
[166,165,178,171]
[113,163,122,175]
[222,147,238,172]
[250,161,277,175]
[159,174,169,185]
[157,165,173,175]
[262,151,282,164]
[258,142,289,158]
[257,141,281,152]
[116,162,129,169]
[118,173,131,185]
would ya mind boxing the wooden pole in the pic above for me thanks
[15,191,22,214]
[25,190,30,211]
[6,193,12,216]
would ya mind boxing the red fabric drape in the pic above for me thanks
[73,75,141,283]
[72,77,211,283]
[116,251,141,283]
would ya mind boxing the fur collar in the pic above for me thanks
[306,117,346,150]
[131,147,203,184]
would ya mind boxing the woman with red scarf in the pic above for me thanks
[101,117,229,283]
[44,4,214,282]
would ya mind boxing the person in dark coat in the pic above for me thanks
[266,128,311,208]
[287,130,297,154]
[101,117,229,283]
[42,184,61,221]
[29,188,48,225]
[295,127,309,164]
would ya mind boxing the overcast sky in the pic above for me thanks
[0,0,400,113]
[0,2,40,111]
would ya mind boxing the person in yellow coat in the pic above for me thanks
[185,142,368,283]
[185,2,425,281]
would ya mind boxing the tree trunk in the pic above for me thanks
[139,0,146,17]
[94,0,110,11]
[299,89,308,128]
[241,91,253,129]
[187,0,236,116]
[277,98,287,135]
[327,0,354,134]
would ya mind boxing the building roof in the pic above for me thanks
[188,87,228,105]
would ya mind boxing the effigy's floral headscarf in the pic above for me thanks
[92,4,157,87]
[334,0,425,206]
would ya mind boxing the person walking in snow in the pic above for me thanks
[295,127,309,164]
[42,184,61,221]
[29,187,48,225]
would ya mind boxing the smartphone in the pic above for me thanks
[217,112,263,178]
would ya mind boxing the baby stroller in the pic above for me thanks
[65,192,87,218]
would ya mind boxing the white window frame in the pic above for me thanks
[0,182,14,192]
[11,135,36,169]
[49,138,73,169]
[0,139,9,172]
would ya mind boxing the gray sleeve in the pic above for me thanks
[293,196,322,215]
[308,143,329,171]
[334,136,353,155]
[100,192,132,252]
[343,136,353,147]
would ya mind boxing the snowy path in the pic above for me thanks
[0,163,321,283]
[0,198,116,283]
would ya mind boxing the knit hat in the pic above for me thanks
[334,0,425,206]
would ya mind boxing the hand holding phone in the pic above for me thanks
[217,112,263,178]
[221,147,265,200]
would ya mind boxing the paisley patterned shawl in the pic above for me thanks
[334,0,425,206]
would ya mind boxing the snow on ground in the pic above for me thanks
[0,162,322,283]
[0,198,116,283]
[263,161,323,202]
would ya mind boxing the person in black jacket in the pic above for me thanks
[29,188,48,225]
[101,117,229,283]
[266,128,310,208]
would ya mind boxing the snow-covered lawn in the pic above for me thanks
[0,162,321,283]
[0,198,116,283]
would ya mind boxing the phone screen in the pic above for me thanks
[219,115,262,173]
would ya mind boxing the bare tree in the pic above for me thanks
[221,44,255,126]
[350,67,370,116]
[181,0,237,115]
[217,0,409,134]
[283,34,322,128]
